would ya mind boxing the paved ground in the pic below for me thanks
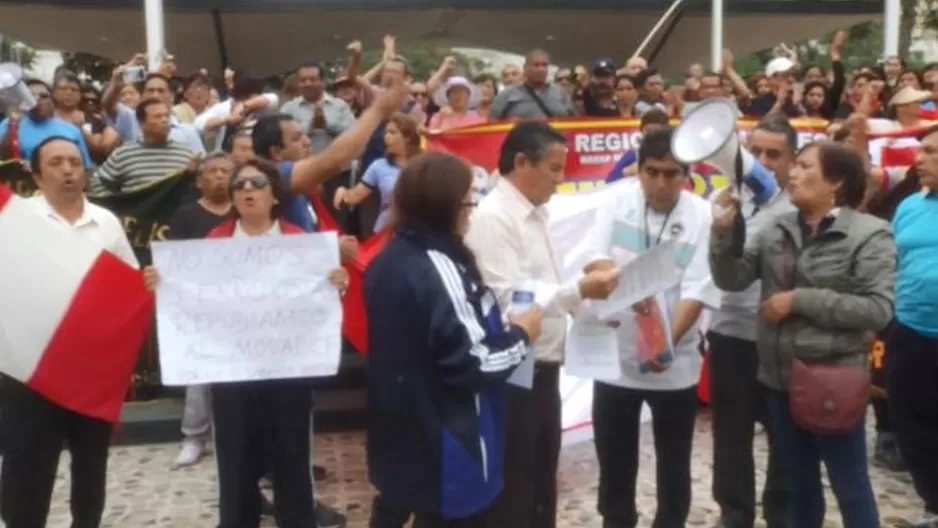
[41,410,925,528]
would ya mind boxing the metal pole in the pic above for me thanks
[711,0,724,72]
[883,0,900,57]
[144,0,166,70]
[633,0,686,58]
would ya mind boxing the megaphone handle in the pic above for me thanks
[734,149,745,194]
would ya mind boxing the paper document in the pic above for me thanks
[594,241,683,320]
[565,316,621,380]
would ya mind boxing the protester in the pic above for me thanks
[707,116,797,528]
[365,151,542,527]
[166,152,233,468]
[427,76,484,131]
[488,49,575,120]
[0,136,138,528]
[280,63,357,155]
[0,79,93,168]
[143,159,349,527]
[709,141,894,528]
[88,99,194,196]
[465,121,620,528]
[887,125,938,528]
[333,113,421,231]
[586,127,719,528]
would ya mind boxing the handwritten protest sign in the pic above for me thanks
[151,233,342,385]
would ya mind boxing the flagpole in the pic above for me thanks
[632,0,685,58]
[711,0,724,71]
[144,0,166,71]
[883,0,900,57]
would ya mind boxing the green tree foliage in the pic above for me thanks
[60,52,117,84]
[0,37,36,70]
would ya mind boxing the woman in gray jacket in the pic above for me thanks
[709,141,895,528]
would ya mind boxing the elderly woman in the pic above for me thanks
[144,160,348,528]
[428,76,485,132]
[365,152,542,527]
[709,141,895,528]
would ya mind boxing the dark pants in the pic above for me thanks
[764,389,879,528]
[592,382,698,528]
[886,320,938,513]
[212,380,315,528]
[489,364,561,528]
[871,398,891,432]
[0,380,112,528]
[707,332,790,528]
[369,496,495,528]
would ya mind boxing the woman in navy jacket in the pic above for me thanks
[365,152,543,528]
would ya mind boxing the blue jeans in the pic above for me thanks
[764,389,879,528]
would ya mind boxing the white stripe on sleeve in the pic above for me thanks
[427,250,524,373]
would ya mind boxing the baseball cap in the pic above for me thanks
[593,58,617,76]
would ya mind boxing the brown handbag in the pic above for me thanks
[789,358,870,434]
[781,232,870,434]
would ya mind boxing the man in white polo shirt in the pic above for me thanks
[0,136,137,528]
[584,127,720,528]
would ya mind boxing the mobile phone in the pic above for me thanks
[123,66,146,84]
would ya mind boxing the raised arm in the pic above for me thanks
[708,188,763,291]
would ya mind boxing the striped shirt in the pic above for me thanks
[89,140,193,196]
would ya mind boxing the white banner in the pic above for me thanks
[151,233,342,385]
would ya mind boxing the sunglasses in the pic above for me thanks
[230,175,270,190]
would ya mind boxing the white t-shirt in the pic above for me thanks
[26,195,139,269]
[582,179,720,390]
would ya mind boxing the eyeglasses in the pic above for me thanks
[230,175,270,190]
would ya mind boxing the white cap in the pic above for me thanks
[765,57,795,77]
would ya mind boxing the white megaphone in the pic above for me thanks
[671,98,777,206]
[0,62,37,112]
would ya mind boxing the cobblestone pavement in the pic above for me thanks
[41,411,924,528]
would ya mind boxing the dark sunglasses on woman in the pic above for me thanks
[230,175,270,190]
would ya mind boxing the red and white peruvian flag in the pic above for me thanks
[0,184,154,422]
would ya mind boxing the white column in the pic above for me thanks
[144,0,166,70]
[711,0,724,71]
[883,0,901,57]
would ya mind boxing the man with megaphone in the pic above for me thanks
[694,113,799,528]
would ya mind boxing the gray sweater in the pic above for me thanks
[709,190,796,342]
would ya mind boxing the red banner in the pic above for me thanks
[425,117,831,196]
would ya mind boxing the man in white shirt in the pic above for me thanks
[585,127,720,528]
[1,136,138,528]
[465,121,620,528]
[708,116,796,528]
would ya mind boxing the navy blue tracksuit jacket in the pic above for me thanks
[364,227,529,519]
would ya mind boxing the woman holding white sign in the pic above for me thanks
[143,159,349,528]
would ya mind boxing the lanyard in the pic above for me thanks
[643,203,675,250]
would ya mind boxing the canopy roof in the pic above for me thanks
[0,0,880,75]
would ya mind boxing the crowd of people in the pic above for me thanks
[0,26,937,528]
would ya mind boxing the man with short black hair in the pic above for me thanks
[0,136,137,528]
[466,121,620,528]
[489,49,575,121]
[586,127,719,528]
[89,99,193,197]
[707,115,796,528]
